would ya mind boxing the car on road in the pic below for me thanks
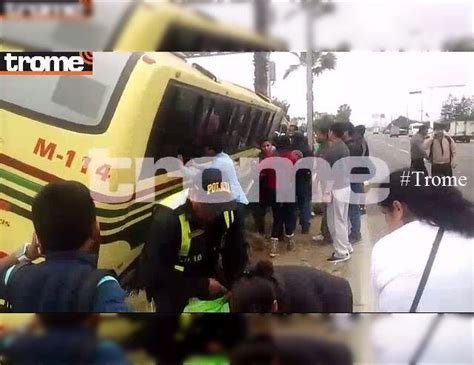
[373,127,380,134]
[390,125,400,137]
[448,120,474,143]
[398,128,408,136]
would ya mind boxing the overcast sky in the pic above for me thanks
[191,52,474,126]
[190,0,473,50]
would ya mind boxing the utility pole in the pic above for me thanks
[306,12,314,150]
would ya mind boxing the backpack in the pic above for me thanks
[429,136,453,163]
[1,262,115,312]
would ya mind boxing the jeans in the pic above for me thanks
[411,158,428,175]
[272,202,297,239]
[253,187,276,235]
[348,182,364,238]
[296,181,312,231]
[432,163,453,177]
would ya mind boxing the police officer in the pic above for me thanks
[0,181,128,312]
[135,168,248,313]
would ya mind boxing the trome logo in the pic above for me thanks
[0,52,94,75]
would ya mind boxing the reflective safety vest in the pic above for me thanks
[158,191,235,273]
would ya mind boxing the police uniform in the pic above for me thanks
[137,188,247,313]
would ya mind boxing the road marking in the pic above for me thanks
[400,149,409,154]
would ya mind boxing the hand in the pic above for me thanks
[208,278,227,297]
[322,191,332,203]
[293,150,303,159]
[26,233,42,261]
[452,162,457,169]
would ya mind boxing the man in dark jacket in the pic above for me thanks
[344,124,370,243]
[135,168,248,312]
[291,132,313,234]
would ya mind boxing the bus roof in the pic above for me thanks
[0,0,285,51]
[144,52,280,111]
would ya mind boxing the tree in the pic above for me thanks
[253,0,270,96]
[283,51,337,80]
[441,94,474,121]
[335,104,352,123]
[283,51,336,139]
[271,97,290,114]
[313,112,336,132]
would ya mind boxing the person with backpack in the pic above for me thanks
[427,124,457,177]
[0,181,129,312]
[0,314,129,365]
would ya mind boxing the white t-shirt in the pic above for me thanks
[371,315,474,364]
[371,220,474,312]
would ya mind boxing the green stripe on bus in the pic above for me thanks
[1,168,181,221]
[1,168,42,193]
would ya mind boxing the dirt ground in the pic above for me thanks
[128,206,385,312]
[246,205,385,312]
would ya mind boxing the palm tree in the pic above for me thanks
[283,52,336,145]
[271,97,291,114]
[283,51,336,80]
[253,0,270,96]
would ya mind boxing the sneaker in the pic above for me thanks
[269,238,279,257]
[312,234,324,241]
[301,227,310,234]
[327,253,351,263]
[349,234,362,244]
[286,233,295,251]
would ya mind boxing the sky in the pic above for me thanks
[190,0,473,50]
[191,52,474,127]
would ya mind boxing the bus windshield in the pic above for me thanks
[0,1,133,51]
[0,53,134,132]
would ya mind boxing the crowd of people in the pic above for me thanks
[254,122,370,263]
[1,121,473,314]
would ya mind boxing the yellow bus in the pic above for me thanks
[0,52,285,276]
[0,1,285,52]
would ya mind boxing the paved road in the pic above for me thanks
[367,133,474,202]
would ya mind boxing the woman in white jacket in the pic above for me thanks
[371,169,474,312]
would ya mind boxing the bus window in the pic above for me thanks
[247,109,263,147]
[214,100,233,135]
[0,52,135,133]
[225,105,242,153]
[193,97,217,150]
[146,84,202,163]
[264,113,275,139]
[237,108,252,149]
[254,111,270,144]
